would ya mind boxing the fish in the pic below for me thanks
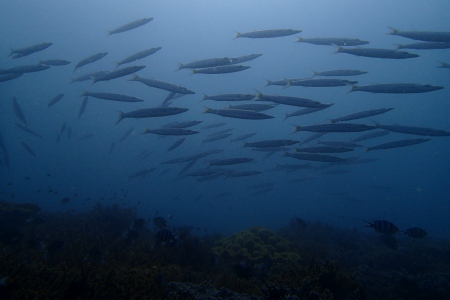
[254,92,331,109]
[78,97,88,118]
[162,149,223,164]
[293,123,375,133]
[228,54,262,65]
[12,97,27,126]
[284,107,330,120]
[128,168,156,179]
[365,138,431,151]
[48,94,64,108]
[284,152,347,163]
[163,120,202,128]
[155,229,177,243]
[116,47,161,68]
[129,75,195,94]
[202,133,232,144]
[227,103,277,112]
[204,107,274,120]
[167,138,186,152]
[74,52,108,72]
[351,131,390,142]
[374,123,450,136]
[0,73,23,82]
[403,227,428,238]
[275,164,311,172]
[227,171,261,177]
[312,69,368,77]
[209,157,254,166]
[207,128,233,137]
[15,123,42,138]
[71,71,109,83]
[230,133,256,143]
[396,41,450,50]
[10,42,53,58]
[330,108,394,123]
[438,61,450,68]
[202,93,255,101]
[77,134,95,141]
[177,57,234,70]
[295,146,354,153]
[39,59,71,66]
[119,127,134,142]
[92,66,145,84]
[234,29,301,39]
[108,17,153,35]
[82,91,144,102]
[244,139,298,148]
[334,46,419,59]
[186,168,228,177]
[286,78,357,87]
[116,107,188,124]
[295,37,369,46]
[153,217,166,228]
[143,128,199,136]
[388,27,450,42]
[298,132,327,146]
[191,65,250,74]
[317,141,362,148]
[363,220,399,235]
[0,64,49,75]
[20,141,36,157]
[349,83,443,93]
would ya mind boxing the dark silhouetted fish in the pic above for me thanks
[294,123,375,133]
[284,152,347,163]
[230,133,256,143]
[192,65,250,74]
[284,107,330,120]
[0,73,23,82]
[155,229,177,243]
[403,227,428,238]
[318,141,361,148]
[74,52,108,73]
[82,91,144,102]
[438,62,450,68]
[334,46,419,59]
[254,92,331,108]
[163,120,202,128]
[78,97,88,118]
[12,97,27,126]
[92,65,145,84]
[363,220,399,235]
[119,127,134,142]
[209,157,254,166]
[204,107,274,120]
[228,103,277,112]
[129,75,195,94]
[349,83,443,93]
[48,94,64,108]
[0,64,49,75]
[313,69,368,77]
[366,138,430,151]
[234,29,301,39]
[178,57,234,70]
[143,128,198,136]
[108,17,153,35]
[286,78,357,87]
[244,139,298,148]
[388,27,450,42]
[39,59,71,66]
[117,107,188,124]
[71,71,109,83]
[351,130,390,142]
[15,123,42,138]
[20,141,36,157]
[202,133,232,144]
[330,108,393,123]
[227,171,261,177]
[296,37,369,46]
[228,54,262,65]
[128,168,155,179]
[295,146,354,153]
[202,93,255,102]
[116,47,161,68]
[10,42,52,58]
[396,41,450,50]
[167,138,186,152]
[374,123,450,136]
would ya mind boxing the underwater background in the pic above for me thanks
[0,1,449,299]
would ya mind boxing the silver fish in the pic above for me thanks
[117,107,188,124]
[74,52,108,72]
[92,66,145,84]
[234,29,301,39]
[108,17,153,35]
[366,138,430,151]
[82,91,144,102]
[116,47,161,68]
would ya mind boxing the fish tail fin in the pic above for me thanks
[331,44,342,54]
[292,124,301,133]
[283,114,290,121]
[394,44,403,50]
[347,85,357,94]
[233,31,241,39]
[284,78,291,88]
[189,69,196,75]
[116,111,124,124]
[115,62,120,69]
[81,90,88,97]
[129,74,138,81]
[364,147,371,152]
[201,94,208,102]
[387,26,398,35]
[253,89,262,100]
[295,36,303,43]
[262,79,271,88]
[362,219,372,227]
[242,142,248,148]
[203,107,211,113]
[176,63,183,71]
[8,48,14,57]
[311,71,318,77]
[107,31,112,36]
[142,128,150,134]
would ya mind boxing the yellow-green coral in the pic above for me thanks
[213,227,300,265]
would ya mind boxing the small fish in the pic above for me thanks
[15,123,42,138]
[234,29,301,39]
[334,47,419,59]
[78,97,88,118]
[313,69,368,77]
[388,27,450,42]
[129,75,195,94]
[202,93,255,102]
[0,64,49,75]
[167,138,186,152]
[244,139,298,148]
[191,65,250,74]
[116,107,188,124]
[82,91,144,102]
[20,141,36,157]
[209,157,254,166]
[349,83,443,94]
[128,168,155,179]
[363,220,399,235]
[295,37,369,46]
[143,128,199,136]
[116,47,161,68]
[48,94,64,108]
[204,107,273,120]
[366,138,430,151]
[74,52,108,73]
[119,127,134,142]
[403,227,428,238]
[155,229,177,243]
[293,123,375,133]
[12,97,27,126]
[39,59,71,66]
[178,57,234,70]
[10,42,53,58]
[92,66,146,84]
[108,17,153,35]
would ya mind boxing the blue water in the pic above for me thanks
[1,0,449,238]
